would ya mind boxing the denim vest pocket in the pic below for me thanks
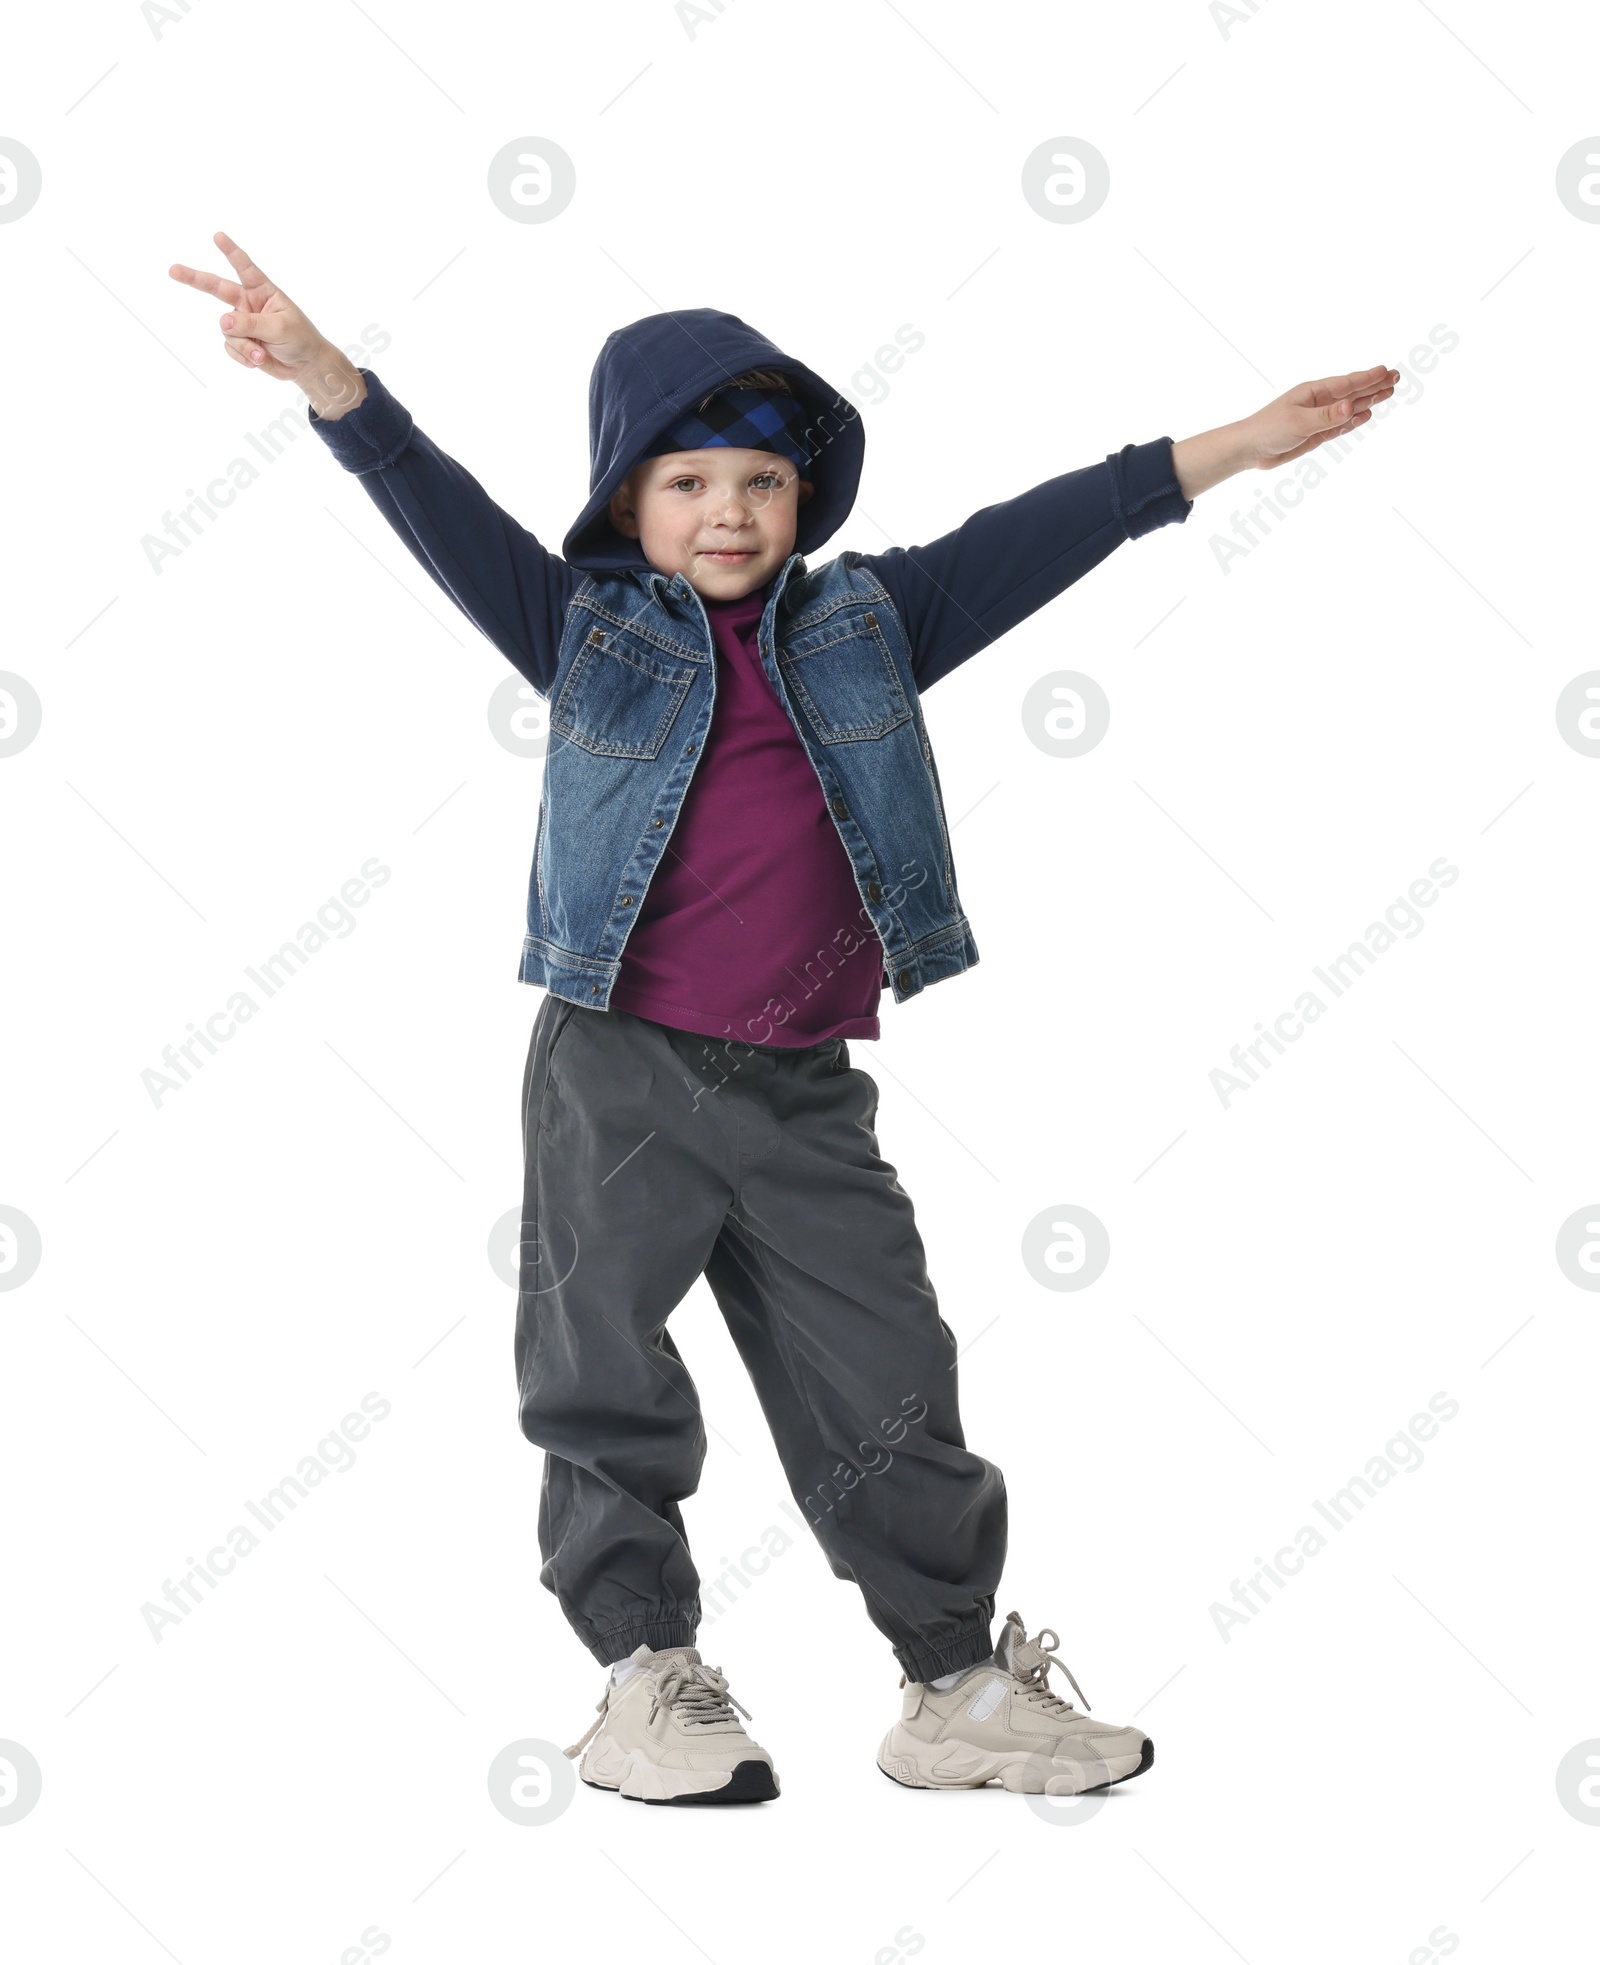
[550,628,697,759]
[778,612,912,743]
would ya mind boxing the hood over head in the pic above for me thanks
[562,308,865,573]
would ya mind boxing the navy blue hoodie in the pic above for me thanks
[308,307,1192,695]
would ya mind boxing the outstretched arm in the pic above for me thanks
[168,232,576,694]
[855,437,1189,694]
[858,365,1397,694]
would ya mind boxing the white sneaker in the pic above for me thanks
[877,1610,1153,1795]
[564,1643,780,1805]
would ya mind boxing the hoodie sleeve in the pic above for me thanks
[307,369,577,695]
[853,437,1192,694]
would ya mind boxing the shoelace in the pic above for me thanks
[648,1659,750,1730]
[1006,1621,1092,1715]
[896,1616,1095,1714]
[564,1657,751,1759]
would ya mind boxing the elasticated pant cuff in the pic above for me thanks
[896,1619,995,1684]
[586,1612,701,1667]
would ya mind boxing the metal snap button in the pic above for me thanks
[652,817,664,828]
[588,627,604,644]
[620,895,634,906]
[831,797,847,819]
[685,743,697,754]
[896,969,912,989]
[865,611,878,629]
[867,881,882,903]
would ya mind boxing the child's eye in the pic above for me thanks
[663,472,783,493]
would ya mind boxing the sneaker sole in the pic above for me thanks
[581,1757,779,1805]
[877,1727,1153,1794]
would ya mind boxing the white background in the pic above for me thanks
[3,0,1596,1958]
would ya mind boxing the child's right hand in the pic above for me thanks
[167,230,366,416]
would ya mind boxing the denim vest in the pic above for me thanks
[520,549,976,1014]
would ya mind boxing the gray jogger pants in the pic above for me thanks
[514,996,1007,1682]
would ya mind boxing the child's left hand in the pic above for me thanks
[1242,366,1400,467]
[1172,365,1399,501]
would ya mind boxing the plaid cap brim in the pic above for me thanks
[642,386,812,473]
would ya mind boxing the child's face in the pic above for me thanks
[608,447,814,601]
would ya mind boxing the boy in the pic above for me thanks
[171,230,1396,1805]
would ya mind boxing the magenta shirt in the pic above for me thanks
[607,580,883,1047]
